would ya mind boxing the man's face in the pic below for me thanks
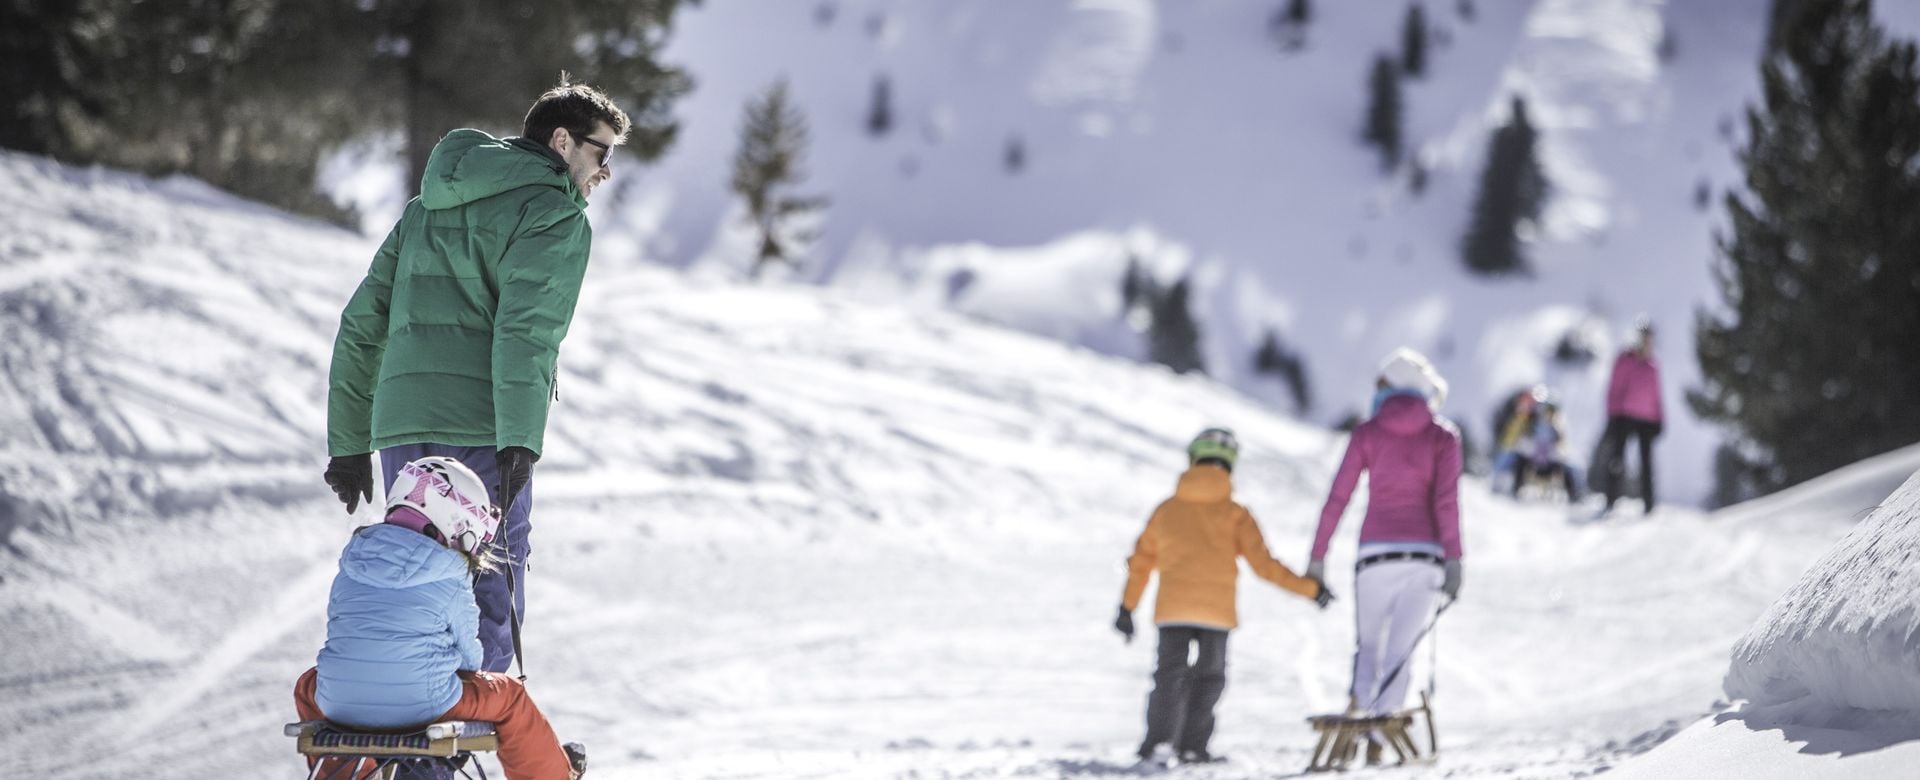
[555,122,618,201]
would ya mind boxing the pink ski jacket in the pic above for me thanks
[1607,350,1663,423]
[1311,394,1464,561]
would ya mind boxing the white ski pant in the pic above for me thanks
[1351,560,1444,715]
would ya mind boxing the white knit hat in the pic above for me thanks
[1378,347,1449,411]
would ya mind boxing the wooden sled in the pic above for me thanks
[1304,692,1438,772]
[286,720,499,779]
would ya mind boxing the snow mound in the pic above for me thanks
[1725,466,1920,714]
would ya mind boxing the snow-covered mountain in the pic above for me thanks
[7,140,1920,777]
[571,0,1778,508]
[324,2,1920,508]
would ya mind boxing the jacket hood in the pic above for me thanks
[1373,393,1436,436]
[1174,465,1234,502]
[418,129,582,211]
[339,523,470,590]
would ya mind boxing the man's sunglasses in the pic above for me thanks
[569,131,614,169]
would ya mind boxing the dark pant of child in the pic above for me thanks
[1139,626,1229,759]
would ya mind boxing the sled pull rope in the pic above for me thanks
[1428,599,1442,699]
[497,483,527,683]
[1365,599,1452,713]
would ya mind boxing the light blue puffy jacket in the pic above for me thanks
[314,523,482,729]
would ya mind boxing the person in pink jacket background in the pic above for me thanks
[1307,348,1463,728]
[1599,318,1663,513]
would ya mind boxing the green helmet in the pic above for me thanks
[1187,427,1240,470]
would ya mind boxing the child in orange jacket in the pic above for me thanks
[1114,428,1333,765]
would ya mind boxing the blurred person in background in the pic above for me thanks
[1597,318,1663,514]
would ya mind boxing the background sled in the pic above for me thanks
[1304,691,1437,772]
[286,720,498,779]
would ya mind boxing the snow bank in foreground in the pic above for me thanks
[1607,700,1920,780]
[1725,468,1920,714]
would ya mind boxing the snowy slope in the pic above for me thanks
[7,148,1917,777]
[1608,445,1920,779]
[572,0,1782,507]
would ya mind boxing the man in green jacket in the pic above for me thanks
[322,81,628,674]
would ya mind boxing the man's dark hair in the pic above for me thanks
[523,73,632,146]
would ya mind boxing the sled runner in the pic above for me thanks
[1303,691,1437,772]
[286,719,499,779]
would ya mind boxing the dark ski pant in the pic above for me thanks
[381,442,533,673]
[1139,626,1229,758]
[1599,416,1657,510]
[378,443,535,780]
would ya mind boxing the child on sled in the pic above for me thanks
[294,457,585,780]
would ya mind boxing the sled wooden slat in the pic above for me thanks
[286,720,498,780]
[1303,692,1438,772]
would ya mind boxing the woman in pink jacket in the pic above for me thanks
[1307,348,1463,722]
[1599,318,1662,513]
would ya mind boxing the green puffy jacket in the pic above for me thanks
[327,129,591,458]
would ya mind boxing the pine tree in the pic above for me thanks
[1461,96,1548,275]
[1402,4,1430,78]
[1271,0,1311,51]
[1692,0,1920,497]
[1253,328,1313,412]
[1004,134,1026,174]
[1363,54,1404,170]
[1120,253,1153,312]
[731,79,829,278]
[0,1,693,221]
[867,74,893,137]
[377,0,693,195]
[1148,277,1206,375]
[0,1,97,160]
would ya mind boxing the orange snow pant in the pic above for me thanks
[294,667,572,780]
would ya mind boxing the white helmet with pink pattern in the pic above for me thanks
[385,457,499,556]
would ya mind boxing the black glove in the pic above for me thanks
[1311,579,1335,610]
[323,454,374,514]
[1441,559,1463,602]
[496,446,536,510]
[1114,605,1135,643]
[1650,420,1664,439]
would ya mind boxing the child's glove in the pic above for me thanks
[323,453,374,514]
[1113,605,1135,643]
[1311,579,1335,610]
